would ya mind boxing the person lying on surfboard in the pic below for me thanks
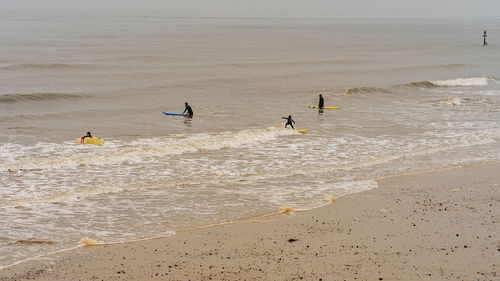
[80,131,92,143]
[183,102,193,117]
[282,115,295,129]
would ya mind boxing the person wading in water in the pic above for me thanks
[183,102,193,117]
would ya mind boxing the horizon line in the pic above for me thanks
[0,10,499,20]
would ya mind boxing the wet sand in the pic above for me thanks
[1,163,499,280]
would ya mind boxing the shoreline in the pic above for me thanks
[0,161,491,270]
[1,162,499,280]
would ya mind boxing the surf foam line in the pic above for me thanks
[60,159,500,246]
[2,159,498,271]
[0,125,298,172]
[294,129,498,178]
[0,174,373,208]
[2,127,496,207]
[405,77,493,88]
[243,127,500,183]
[9,159,490,270]
[430,77,490,87]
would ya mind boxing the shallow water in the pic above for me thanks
[0,14,499,267]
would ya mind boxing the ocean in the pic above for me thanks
[0,13,499,267]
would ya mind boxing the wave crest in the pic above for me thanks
[341,87,387,94]
[403,81,436,88]
[1,125,298,171]
[0,93,87,103]
[1,63,91,71]
[430,77,489,87]
[406,77,490,88]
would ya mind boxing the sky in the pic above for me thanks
[0,0,499,18]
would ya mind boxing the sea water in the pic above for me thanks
[0,14,499,267]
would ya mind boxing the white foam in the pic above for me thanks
[2,125,497,207]
[290,128,498,178]
[495,128,500,141]
[0,125,297,171]
[439,96,463,105]
[431,77,488,87]
[475,89,500,96]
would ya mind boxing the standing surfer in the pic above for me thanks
[318,94,324,109]
[483,30,488,46]
[282,115,295,129]
[183,102,193,117]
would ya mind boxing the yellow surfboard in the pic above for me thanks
[307,105,341,109]
[296,129,308,133]
[75,137,105,146]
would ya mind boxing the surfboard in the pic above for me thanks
[162,111,185,116]
[75,137,105,146]
[296,129,307,133]
[307,105,341,109]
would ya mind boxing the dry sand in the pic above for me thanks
[1,163,499,280]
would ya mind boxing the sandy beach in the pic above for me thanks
[1,162,498,280]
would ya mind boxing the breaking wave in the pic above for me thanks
[438,96,463,106]
[0,125,298,171]
[405,77,491,88]
[430,77,489,87]
[318,87,389,96]
[404,81,436,88]
[1,127,497,207]
[340,87,388,94]
[321,76,493,96]
[0,93,87,103]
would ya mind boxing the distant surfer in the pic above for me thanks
[183,102,193,117]
[483,30,488,46]
[282,115,295,129]
[318,94,324,109]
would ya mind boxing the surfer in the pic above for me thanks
[80,131,92,143]
[183,102,193,117]
[483,30,488,46]
[318,94,324,109]
[282,115,295,129]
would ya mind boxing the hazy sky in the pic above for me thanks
[1,0,499,18]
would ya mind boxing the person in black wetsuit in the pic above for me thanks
[318,94,324,109]
[282,115,295,129]
[80,131,92,143]
[483,30,488,46]
[183,102,193,117]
